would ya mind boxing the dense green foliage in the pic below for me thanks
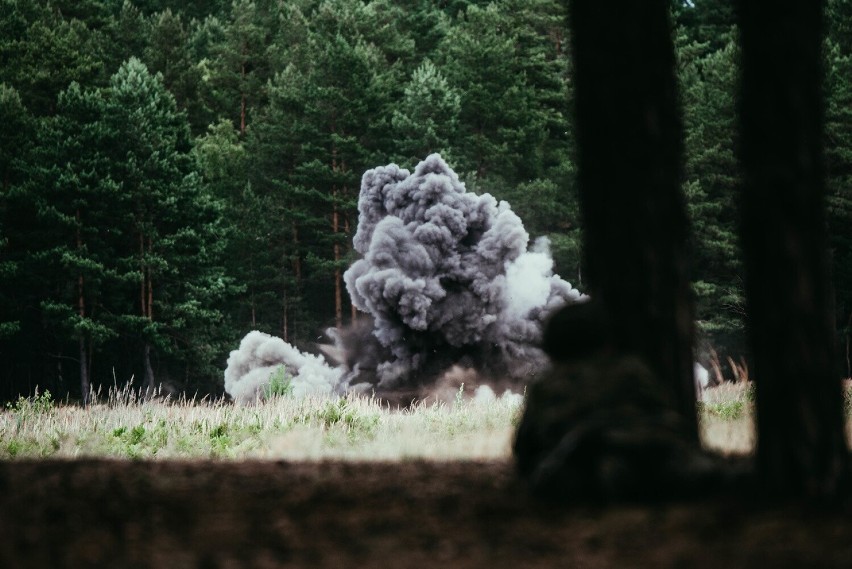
[1,0,851,400]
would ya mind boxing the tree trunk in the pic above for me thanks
[140,233,156,394]
[76,210,90,406]
[249,256,257,327]
[143,342,155,394]
[292,223,302,280]
[145,236,153,320]
[79,337,90,406]
[240,43,247,137]
[568,0,698,438]
[330,135,344,330]
[736,0,847,497]
[332,189,343,330]
[344,213,356,324]
[282,291,289,343]
[77,270,89,403]
[140,233,146,317]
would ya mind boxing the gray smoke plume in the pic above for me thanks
[223,154,583,403]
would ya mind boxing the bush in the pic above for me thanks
[263,366,294,398]
[6,389,54,415]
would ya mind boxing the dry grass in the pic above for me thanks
[10,379,846,462]
[699,381,756,455]
[0,385,523,461]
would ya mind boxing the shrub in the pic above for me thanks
[6,389,54,416]
[263,366,294,398]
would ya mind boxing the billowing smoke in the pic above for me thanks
[224,331,343,405]
[343,154,582,389]
[224,154,584,403]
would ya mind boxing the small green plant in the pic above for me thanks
[6,439,22,457]
[209,422,232,455]
[317,398,348,428]
[210,423,229,439]
[129,425,146,445]
[6,389,55,433]
[6,389,54,416]
[310,398,381,441]
[704,399,746,420]
[740,382,756,402]
[263,366,294,398]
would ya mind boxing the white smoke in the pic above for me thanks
[694,362,710,401]
[504,237,556,320]
[224,331,343,405]
[472,384,525,407]
[223,154,584,402]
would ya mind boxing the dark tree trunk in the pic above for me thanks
[76,210,90,406]
[332,192,343,330]
[79,337,90,407]
[736,0,848,497]
[139,233,156,395]
[143,342,155,394]
[282,291,289,343]
[568,0,698,438]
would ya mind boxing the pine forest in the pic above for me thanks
[1,0,851,401]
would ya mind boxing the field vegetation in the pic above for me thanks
[4,380,828,462]
[1,384,523,461]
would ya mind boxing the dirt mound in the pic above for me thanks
[1,459,851,568]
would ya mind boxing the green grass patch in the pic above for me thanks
[701,399,747,420]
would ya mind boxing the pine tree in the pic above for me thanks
[28,82,122,403]
[0,84,31,343]
[678,34,745,354]
[103,58,233,392]
[105,1,150,71]
[391,59,460,166]
[436,4,536,182]
[825,3,852,376]
[13,9,108,116]
[435,1,569,186]
[201,0,277,137]
[251,0,406,332]
[195,118,279,336]
[672,0,737,52]
[143,9,203,123]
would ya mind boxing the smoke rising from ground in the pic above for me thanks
[344,154,582,388]
[224,154,584,403]
[224,331,343,405]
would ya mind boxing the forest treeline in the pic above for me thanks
[0,0,851,400]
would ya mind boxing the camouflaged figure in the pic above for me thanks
[514,300,720,502]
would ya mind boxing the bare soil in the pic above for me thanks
[1,459,851,568]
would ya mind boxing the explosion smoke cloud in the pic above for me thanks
[343,154,583,389]
[224,154,583,402]
[224,331,343,405]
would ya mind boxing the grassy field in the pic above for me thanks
[0,385,523,460]
[0,380,778,461]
